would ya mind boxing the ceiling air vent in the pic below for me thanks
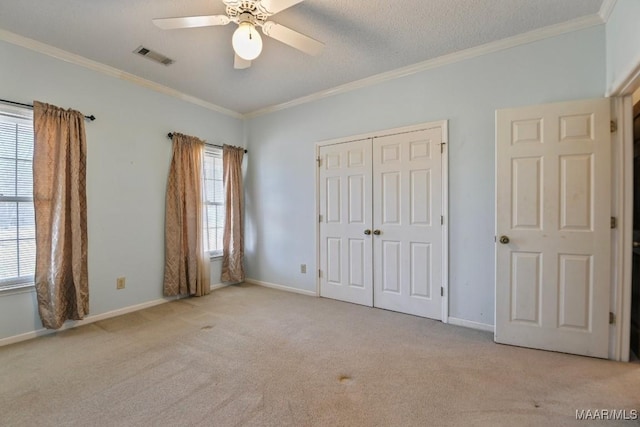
[133,45,175,66]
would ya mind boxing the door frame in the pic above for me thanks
[315,120,449,321]
[608,63,640,362]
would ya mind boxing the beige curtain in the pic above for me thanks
[164,133,210,297]
[33,101,89,329]
[221,145,245,282]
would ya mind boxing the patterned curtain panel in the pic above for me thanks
[221,145,245,282]
[164,133,210,297]
[33,101,88,329]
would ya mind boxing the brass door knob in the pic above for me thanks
[373,230,381,235]
[364,229,372,235]
[499,235,510,244]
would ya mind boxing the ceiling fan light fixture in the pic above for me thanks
[232,22,263,61]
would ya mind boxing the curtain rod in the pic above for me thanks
[167,133,247,153]
[0,98,96,121]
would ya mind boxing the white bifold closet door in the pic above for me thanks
[319,139,374,306]
[319,128,443,320]
[372,130,443,319]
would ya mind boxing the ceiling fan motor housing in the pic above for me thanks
[225,0,271,25]
[236,12,258,26]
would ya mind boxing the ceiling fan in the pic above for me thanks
[153,0,324,69]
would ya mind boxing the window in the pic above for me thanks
[0,105,35,290]
[203,147,224,256]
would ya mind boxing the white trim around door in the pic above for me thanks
[607,56,640,362]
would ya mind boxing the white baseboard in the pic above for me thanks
[244,278,317,297]
[0,297,175,348]
[448,317,495,333]
[211,282,231,291]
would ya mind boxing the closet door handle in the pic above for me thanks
[364,229,372,235]
[373,230,381,236]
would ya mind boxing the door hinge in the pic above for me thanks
[440,287,444,297]
[609,312,616,325]
[440,143,446,153]
[316,156,321,167]
[611,216,617,229]
[319,214,323,223]
[610,120,618,133]
[318,269,322,278]
[441,215,444,225]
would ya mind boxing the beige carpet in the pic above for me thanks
[1,283,639,427]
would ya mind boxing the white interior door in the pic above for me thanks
[319,139,373,306]
[372,129,443,319]
[495,98,611,358]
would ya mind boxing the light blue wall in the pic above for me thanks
[244,26,606,325]
[0,40,243,341]
[605,0,640,94]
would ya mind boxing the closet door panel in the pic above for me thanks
[319,139,373,306]
[373,129,443,319]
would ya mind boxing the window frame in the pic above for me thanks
[202,145,224,258]
[0,104,35,292]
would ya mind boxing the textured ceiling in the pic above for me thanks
[0,0,604,115]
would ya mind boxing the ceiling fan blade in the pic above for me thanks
[262,21,323,56]
[152,15,230,30]
[259,0,304,15]
[234,54,252,69]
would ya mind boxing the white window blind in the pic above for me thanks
[203,147,224,256]
[0,105,35,289]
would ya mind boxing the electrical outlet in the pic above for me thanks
[300,264,307,274]
[116,277,126,290]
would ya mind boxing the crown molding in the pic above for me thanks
[245,13,604,118]
[0,28,243,120]
[599,0,618,23]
